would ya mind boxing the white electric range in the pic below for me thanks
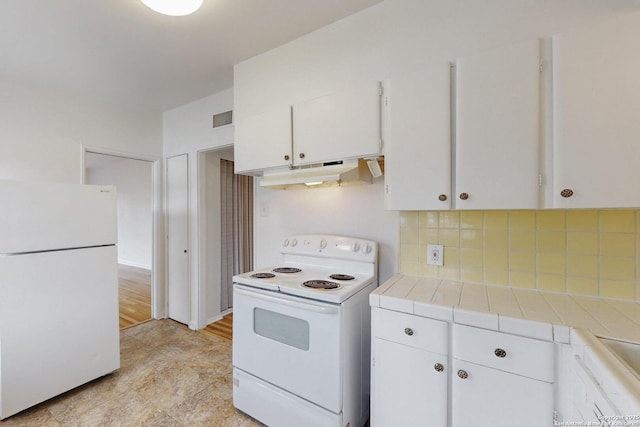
[232,234,378,427]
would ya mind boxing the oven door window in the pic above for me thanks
[254,308,310,351]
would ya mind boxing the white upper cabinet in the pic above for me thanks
[292,81,382,166]
[234,105,292,173]
[455,39,542,210]
[552,12,640,208]
[234,82,382,174]
[384,64,452,210]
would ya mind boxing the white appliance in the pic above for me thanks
[0,180,120,420]
[232,234,378,427]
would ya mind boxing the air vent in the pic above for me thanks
[212,110,232,128]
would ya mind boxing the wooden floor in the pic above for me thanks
[118,264,152,330]
[118,265,234,339]
[201,313,233,341]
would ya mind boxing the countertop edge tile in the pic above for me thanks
[414,301,453,322]
[499,315,554,341]
[453,307,499,331]
[375,275,640,344]
[553,324,571,344]
[379,295,414,314]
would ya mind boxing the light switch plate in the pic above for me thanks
[427,244,444,266]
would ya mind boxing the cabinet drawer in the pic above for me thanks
[373,307,448,355]
[453,324,554,382]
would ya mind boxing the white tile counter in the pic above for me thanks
[370,275,640,344]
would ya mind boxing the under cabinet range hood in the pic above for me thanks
[259,159,378,189]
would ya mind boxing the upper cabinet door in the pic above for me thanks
[234,105,292,174]
[292,81,382,166]
[455,39,542,210]
[384,64,452,210]
[552,13,640,208]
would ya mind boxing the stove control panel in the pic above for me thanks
[281,234,378,263]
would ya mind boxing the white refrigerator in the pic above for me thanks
[0,180,121,419]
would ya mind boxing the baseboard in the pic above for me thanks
[118,260,152,270]
[206,314,223,325]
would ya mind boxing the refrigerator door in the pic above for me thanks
[0,245,120,419]
[0,180,117,254]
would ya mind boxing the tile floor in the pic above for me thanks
[0,320,262,426]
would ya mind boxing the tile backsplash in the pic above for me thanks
[399,210,640,301]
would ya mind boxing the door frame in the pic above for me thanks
[80,145,165,319]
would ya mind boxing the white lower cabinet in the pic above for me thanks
[373,339,448,426]
[451,324,555,426]
[371,307,448,427]
[371,309,556,426]
[451,359,554,427]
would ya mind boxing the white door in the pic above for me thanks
[167,154,190,325]
[372,338,448,427]
[455,39,541,209]
[451,359,554,427]
[384,64,452,210]
[234,105,293,173]
[552,13,640,208]
[293,81,382,166]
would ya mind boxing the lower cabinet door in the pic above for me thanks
[372,338,447,427]
[451,359,554,427]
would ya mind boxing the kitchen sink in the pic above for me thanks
[599,337,640,379]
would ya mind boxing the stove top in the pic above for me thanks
[233,235,378,303]
[234,263,375,303]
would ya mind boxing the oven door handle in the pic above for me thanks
[234,286,339,314]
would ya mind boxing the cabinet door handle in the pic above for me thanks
[494,348,507,358]
[560,188,574,198]
[299,152,305,159]
[404,327,414,336]
[457,370,469,379]
[434,363,444,372]
[438,194,447,201]
[284,154,290,161]
[459,192,469,200]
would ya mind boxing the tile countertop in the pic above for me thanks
[370,275,640,344]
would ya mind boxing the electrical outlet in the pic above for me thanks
[427,244,444,266]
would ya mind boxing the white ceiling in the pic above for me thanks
[0,0,382,113]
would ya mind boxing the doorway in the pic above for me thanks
[199,147,253,329]
[83,148,159,329]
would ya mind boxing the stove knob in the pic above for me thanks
[291,238,298,247]
[283,239,290,247]
[353,242,361,252]
[363,244,372,254]
[320,239,327,249]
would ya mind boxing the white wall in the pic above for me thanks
[256,180,398,282]
[163,88,234,156]
[163,89,235,328]
[235,0,640,285]
[0,73,165,317]
[0,75,162,184]
[86,155,153,269]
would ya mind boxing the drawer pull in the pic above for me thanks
[434,363,444,372]
[560,188,574,198]
[494,348,507,358]
[459,192,469,200]
[404,328,414,336]
[457,369,468,379]
[438,194,447,201]
[284,154,290,161]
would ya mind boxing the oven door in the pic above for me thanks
[233,284,342,413]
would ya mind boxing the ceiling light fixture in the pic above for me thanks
[141,0,203,16]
